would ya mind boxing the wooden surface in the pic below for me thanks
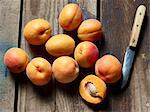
[0,0,149,112]
[0,0,20,111]
[100,0,150,112]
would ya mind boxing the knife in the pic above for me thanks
[121,5,146,89]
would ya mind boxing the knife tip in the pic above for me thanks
[121,83,126,90]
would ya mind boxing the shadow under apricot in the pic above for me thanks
[80,90,111,111]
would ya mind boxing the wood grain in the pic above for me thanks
[55,0,98,112]
[17,0,56,112]
[0,0,21,111]
[3,0,148,112]
[0,0,149,112]
[100,0,150,112]
[17,0,98,112]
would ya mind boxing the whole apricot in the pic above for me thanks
[26,57,52,86]
[3,47,29,73]
[59,3,83,31]
[79,74,107,104]
[74,41,99,68]
[52,56,79,83]
[78,19,102,42]
[24,19,52,45]
[45,34,75,57]
[95,55,122,83]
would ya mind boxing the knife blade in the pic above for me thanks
[121,47,135,89]
[121,5,146,89]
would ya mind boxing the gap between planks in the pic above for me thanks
[14,0,24,112]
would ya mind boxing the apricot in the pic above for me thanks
[78,19,102,42]
[74,41,99,68]
[24,19,52,45]
[79,75,107,104]
[52,56,79,83]
[95,55,122,83]
[59,3,83,31]
[3,47,29,73]
[45,34,75,57]
[26,57,52,86]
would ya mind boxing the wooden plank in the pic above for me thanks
[0,0,21,112]
[55,0,98,112]
[18,0,150,111]
[100,0,150,112]
[17,0,56,112]
[17,0,98,112]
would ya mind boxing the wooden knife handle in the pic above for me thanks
[129,5,146,47]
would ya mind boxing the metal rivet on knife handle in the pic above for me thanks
[129,5,146,47]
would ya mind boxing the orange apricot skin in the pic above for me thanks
[95,55,122,83]
[3,47,29,73]
[78,19,102,42]
[59,3,83,31]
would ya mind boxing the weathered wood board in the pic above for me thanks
[18,0,97,112]
[100,0,150,112]
[55,0,97,112]
[17,0,57,112]
[0,0,20,112]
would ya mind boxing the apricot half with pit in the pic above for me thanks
[79,75,107,104]
[59,3,83,31]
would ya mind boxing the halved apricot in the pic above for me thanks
[79,74,107,104]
